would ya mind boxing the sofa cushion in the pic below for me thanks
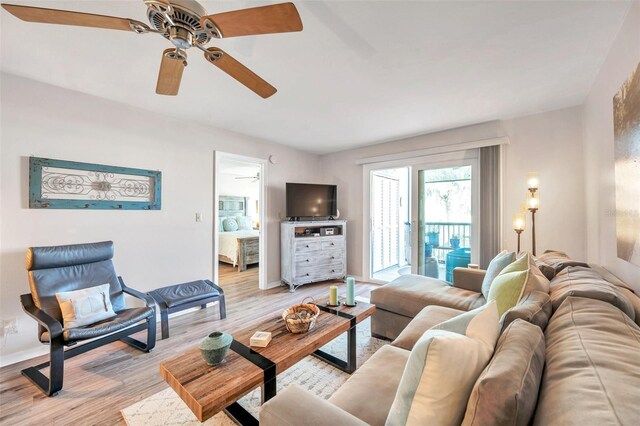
[329,345,409,426]
[387,302,499,426]
[499,291,552,334]
[533,297,640,425]
[532,257,556,280]
[371,274,485,318]
[393,305,465,351]
[536,250,571,268]
[481,250,515,299]
[549,266,635,321]
[462,319,545,426]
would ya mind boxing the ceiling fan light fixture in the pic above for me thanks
[169,26,193,49]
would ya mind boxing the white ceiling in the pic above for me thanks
[0,1,631,154]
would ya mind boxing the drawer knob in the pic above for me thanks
[306,259,309,262]
[306,273,310,276]
[331,269,335,273]
[306,245,309,248]
[331,242,335,246]
[331,256,335,259]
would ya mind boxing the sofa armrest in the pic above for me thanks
[452,267,486,293]
[260,384,368,426]
[20,293,64,340]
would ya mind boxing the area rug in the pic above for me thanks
[122,309,386,425]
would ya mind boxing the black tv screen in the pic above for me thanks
[286,183,337,218]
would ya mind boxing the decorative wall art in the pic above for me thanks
[29,157,162,210]
[613,62,640,266]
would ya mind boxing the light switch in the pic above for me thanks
[195,213,203,222]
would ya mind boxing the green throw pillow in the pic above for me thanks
[487,255,530,316]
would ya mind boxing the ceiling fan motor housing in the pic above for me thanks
[147,0,211,46]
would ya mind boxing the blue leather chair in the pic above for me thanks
[21,241,156,396]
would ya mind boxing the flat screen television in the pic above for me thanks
[286,183,337,218]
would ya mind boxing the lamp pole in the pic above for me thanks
[529,208,537,255]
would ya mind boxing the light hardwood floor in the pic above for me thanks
[218,262,259,288]
[0,269,379,425]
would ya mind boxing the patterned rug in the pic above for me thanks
[122,315,386,425]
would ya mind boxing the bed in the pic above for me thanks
[218,196,259,272]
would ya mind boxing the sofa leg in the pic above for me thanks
[21,337,64,396]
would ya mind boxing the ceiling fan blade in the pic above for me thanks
[204,48,276,99]
[156,49,186,96]
[1,3,146,32]
[201,2,302,38]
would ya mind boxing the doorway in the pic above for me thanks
[370,167,410,281]
[413,164,478,281]
[214,152,266,289]
[364,151,480,283]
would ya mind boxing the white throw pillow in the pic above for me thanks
[55,283,116,329]
[235,216,253,231]
[387,301,500,426]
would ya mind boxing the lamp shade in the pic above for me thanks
[527,172,540,191]
[513,213,526,231]
[528,195,540,210]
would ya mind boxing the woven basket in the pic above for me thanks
[282,297,320,334]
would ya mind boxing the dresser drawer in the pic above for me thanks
[295,262,344,280]
[295,240,322,253]
[295,249,343,265]
[321,239,344,250]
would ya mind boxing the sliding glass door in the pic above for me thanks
[412,160,479,281]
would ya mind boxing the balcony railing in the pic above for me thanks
[425,222,471,264]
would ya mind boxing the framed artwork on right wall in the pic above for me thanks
[613,62,640,266]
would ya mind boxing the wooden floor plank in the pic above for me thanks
[0,265,379,425]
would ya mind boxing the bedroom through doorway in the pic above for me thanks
[214,153,265,289]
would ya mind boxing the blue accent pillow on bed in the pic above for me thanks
[222,217,238,232]
[236,216,253,231]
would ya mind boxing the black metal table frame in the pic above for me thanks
[223,304,358,425]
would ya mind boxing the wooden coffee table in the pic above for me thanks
[160,300,375,425]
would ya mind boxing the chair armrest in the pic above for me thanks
[452,268,486,293]
[260,384,367,426]
[20,293,64,339]
[118,277,155,307]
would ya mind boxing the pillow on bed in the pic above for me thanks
[222,217,239,232]
[218,217,225,232]
[236,216,253,231]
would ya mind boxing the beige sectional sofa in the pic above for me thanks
[261,261,640,425]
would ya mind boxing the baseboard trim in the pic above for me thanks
[0,346,49,368]
[266,280,284,289]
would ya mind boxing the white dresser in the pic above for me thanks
[281,220,347,292]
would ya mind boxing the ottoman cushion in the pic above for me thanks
[153,280,220,307]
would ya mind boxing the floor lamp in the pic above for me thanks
[513,213,525,253]
[527,173,540,256]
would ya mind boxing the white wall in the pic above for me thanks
[583,3,640,291]
[320,107,586,278]
[0,73,321,365]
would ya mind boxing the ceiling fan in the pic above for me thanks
[1,0,303,98]
[235,172,260,183]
